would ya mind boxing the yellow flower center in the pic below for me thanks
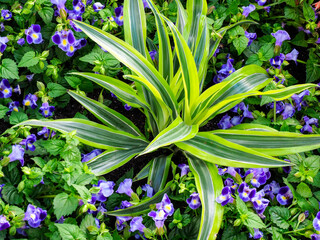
[4,89,9,93]
[165,205,171,212]
[30,214,36,220]
[62,39,67,46]
[70,45,74,51]
[25,101,30,106]
[120,16,123,20]
[193,199,197,204]
[32,34,38,39]
[44,110,49,115]
[14,108,18,112]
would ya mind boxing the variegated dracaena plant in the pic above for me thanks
[15,0,320,239]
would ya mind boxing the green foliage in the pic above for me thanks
[53,193,79,219]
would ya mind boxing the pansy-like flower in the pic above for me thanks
[186,192,201,209]
[115,201,133,230]
[314,212,320,231]
[51,0,66,10]
[26,74,34,82]
[23,204,47,228]
[251,190,269,214]
[8,144,25,166]
[282,159,291,174]
[20,134,37,152]
[178,163,190,176]
[213,58,235,83]
[0,79,12,98]
[232,102,254,119]
[245,168,270,188]
[142,0,150,8]
[263,180,280,200]
[238,182,256,202]
[72,0,85,15]
[255,0,267,5]
[216,187,234,206]
[312,234,320,240]
[218,167,242,178]
[285,49,299,64]
[114,6,124,26]
[281,103,295,120]
[39,102,55,118]
[0,215,10,231]
[25,24,43,44]
[93,180,115,202]
[270,53,285,69]
[271,30,290,47]
[129,216,146,233]
[268,101,285,114]
[291,90,309,111]
[93,2,105,12]
[116,178,134,197]
[249,228,263,239]
[149,50,157,61]
[23,93,38,109]
[38,127,56,139]
[81,149,102,163]
[301,116,319,133]
[245,31,257,46]
[218,114,239,129]
[0,37,8,53]
[52,30,86,56]
[8,101,19,113]
[148,209,167,229]
[141,184,154,198]
[124,104,131,111]
[156,193,174,216]
[242,4,256,17]
[1,10,12,20]
[224,178,238,194]
[276,186,293,205]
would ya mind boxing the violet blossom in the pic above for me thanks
[8,144,25,166]
[186,192,201,209]
[156,193,174,216]
[281,103,295,120]
[263,181,280,200]
[116,178,134,197]
[249,228,263,239]
[285,49,299,64]
[238,182,256,202]
[92,180,115,202]
[23,204,47,228]
[1,10,12,20]
[276,186,293,205]
[270,53,285,69]
[23,93,38,109]
[20,134,37,152]
[291,90,309,111]
[0,215,10,231]
[216,187,234,206]
[242,4,256,17]
[301,116,319,133]
[245,31,257,46]
[25,24,43,44]
[93,2,105,12]
[37,127,56,139]
[178,163,190,176]
[81,149,102,163]
[313,211,320,231]
[141,184,154,198]
[7,101,19,113]
[129,216,146,233]
[39,102,55,117]
[271,30,291,47]
[0,79,12,98]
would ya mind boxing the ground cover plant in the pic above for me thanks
[1,0,320,239]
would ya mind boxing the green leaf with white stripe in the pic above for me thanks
[174,0,188,34]
[231,123,278,132]
[73,20,178,119]
[87,147,146,175]
[186,153,223,240]
[176,132,290,168]
[15,119,148,150]
[140,116,198,155]
[68,91,143,137]
[133,161,152,182]
[146,0,173,82]
[148,155,172,192]
[212,130,320,156]
[107,182,172,217]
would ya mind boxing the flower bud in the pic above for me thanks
[17,181,25,192]
[307,176,313,183]
[9,226,16,236]
[298,212,306,222]
[234,219,242,226]
[290,208,298,215]
[294,172,302,178]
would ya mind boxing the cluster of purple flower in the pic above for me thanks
[213,55,235,84]
[52,30,86,56]
[218,102,254,129]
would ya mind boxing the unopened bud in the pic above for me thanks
[307,176,313,183]
[298,213,306,222]
[234,219,242,226]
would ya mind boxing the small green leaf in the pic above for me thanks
[269,206,290,229]
[18,51,39,68]
[296,182,312,198]
[2,184,23,205]
[233,36,249,55]
[38,7,54,24]
[9,111,28,125]
[1,58,19,79]
[306,59,320,83]
[53,193,79,219]
[80,214,96,232]
[0,104,9,119]
[236,195,248,215]
[72,184,91,201]
[55,223,86,240]
[303,1,315,21]
[40,139,65,156]
[272,227,285,240]
[244,212,266,229]
[48,83,67,97]
[65,76,81,88]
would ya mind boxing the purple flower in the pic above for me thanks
[264,6,270,12]
[115,201,133,230]
[116,178,134,197]
[251,190,269,214]
[245,31,257,46]
[93,2,105,12]
[124,104,131,111]
[186,192,201,209]
[130,217,145,233]
[25,24,43,44]
[20,134,37,152]
[81,149,102,163]
[156,193,174,216]
[0,215,10,231]
[0,23,4,32]
[281,103,295,120]
[178,163,190,176]
[141,184,154,198]
[148,209,167,229]
[39,102,55,118]
[114,6,124,26]
[249,228,263,239]
[8,144,25,166]
[52,30,83,56]
[23,204,47,228]
[72,0,85,15]
[8,101,19,113]
[224,178,238,194]
[282,159,291,174]
[238,182,256,202]
[1,10,12,20]
[255,0,267,5]
[271,30,291,47]
[213,58,235,83]
[149,50,157,61]
[0,184,4,198]
[245,168,270,188]
[270,53,285,69]
[37,127,56,139]
[13,84,21,95]
[242,4,256,17]
[93,180,115,202]
[26,74,34,81]
[218,115,233,129]
[314,212,320,231]
[142,0,150,8]
[219,167,242,178]
[301,116,319,133]
[216,187,234,206]
[0,79,12,98]
[312,234,320,240]
[51,0,66,10]
[232,102,253,119]
[268,101,285,114]
[291,90,309,111]
[23,93,38,109]
[285,49,299,64]
[263,181,280,200]
[276,186,293,205]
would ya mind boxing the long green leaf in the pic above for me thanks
[107,182,172,217]
[174,0,188,34]
[14,119,148,150]
[73,20,178,119]
[212,129,320,156]
[186,153,223,240]
[140,116,198,155]
[87,147,146,175]
[68,91,143,137]
[133,161,152,182]
[176,132,290,168]
[148,155,172,192]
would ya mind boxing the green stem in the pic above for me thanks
[273,101,276,122]
[283,226,311,235]
[297,59,307,64]
[38,195,56,198]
